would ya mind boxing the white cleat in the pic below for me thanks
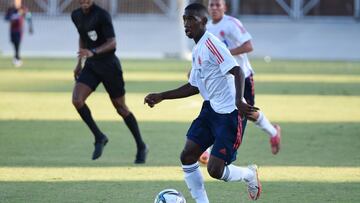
[246,164,262,201]
[13,59,23,68]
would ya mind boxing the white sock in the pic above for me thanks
[221,164,253,182]
[182,162,209,203]
[254,111,277,137]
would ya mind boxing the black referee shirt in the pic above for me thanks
[71,4,116,58]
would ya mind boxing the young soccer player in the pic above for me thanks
[199,0,282,164]
[71,0,148,163]
[4,0,33,67]
[144,3,261,202]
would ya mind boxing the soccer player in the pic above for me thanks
[4,0,33,67]
[144,3,261,202]
[71,0,148,163]
[199,0,282,164]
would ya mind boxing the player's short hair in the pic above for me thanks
[185,3,208,18]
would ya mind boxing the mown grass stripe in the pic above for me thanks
[0,166,358,182]
[1,92,360,122]
[1,70,360,83]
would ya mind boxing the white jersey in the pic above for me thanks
[207,15,254,78]
[188,31,239,114]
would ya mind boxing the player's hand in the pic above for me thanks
[78,49,93,58]
[236,99,259,119]
[144,93,163,108]
[73,64,82,80]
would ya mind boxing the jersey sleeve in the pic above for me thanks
[205,37,239,75]
[101,11,115,39]
[70,11,81,35]
[188,67,198,87]
[228,18,252,45]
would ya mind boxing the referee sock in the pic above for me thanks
[254,111,277,137]
[221,164,252,182]
[77,104,103,141]
[124,113,145,149]
[182,162,209,203]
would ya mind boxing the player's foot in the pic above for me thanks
[92,135,108,160]
[270,124,281,155]
[13,58,23,68]
[246,164,262,201]
[134,144,148,164]
[198,150,210,165]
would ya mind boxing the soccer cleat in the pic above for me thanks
[134,144,148,164]
[13,58,23,68]
[270,124,281,155]
[246,164,262,201]
[198,150,210,165]
[92,135,108,160]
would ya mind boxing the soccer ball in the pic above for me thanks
[154,188,186,203]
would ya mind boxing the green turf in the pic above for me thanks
[0,57,359,202]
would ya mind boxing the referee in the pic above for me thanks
[71,0,148,163]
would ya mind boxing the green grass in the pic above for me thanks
[0,57,359,202]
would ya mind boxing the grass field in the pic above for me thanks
[0,57,359,203]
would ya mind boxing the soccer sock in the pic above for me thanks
[221,164,253,182]
[14,42,20,60]
[77,104,103,141]
[254,111,277,137]
[124,113,145,149]
[182,162,209,203]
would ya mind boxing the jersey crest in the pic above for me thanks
[87,30,98,41]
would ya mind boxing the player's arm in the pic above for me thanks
[229,66,258,118]
[74,38,85,79]
[144,83,199,108]
[229,40,253,55]
[25,9,33,34]
[227,19,253,55]
[77,37,116,58]
[4,8,11,21]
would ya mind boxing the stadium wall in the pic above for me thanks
[0,16,359,61]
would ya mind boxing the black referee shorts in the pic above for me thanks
[77,55,125,98]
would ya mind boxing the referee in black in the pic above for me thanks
[71,0,148,163]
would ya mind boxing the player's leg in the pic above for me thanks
[245,74,281,154]
[181,140,209,203]
[181,102,214,203]
[72,65,107,160]
[103,57,147,164]
[110,96,148,164]
[208,109,262,200]
[11,32,22,67]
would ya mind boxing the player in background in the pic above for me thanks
[199,0,282,164]
[145,3,261,202]
[71,0,148,163]
[4,0,33,67]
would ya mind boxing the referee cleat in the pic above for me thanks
[270,124,281,155]
[92,135,108,160]
[246,164,262,201]
[134,145,148,164]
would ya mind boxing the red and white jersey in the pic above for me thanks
[207,15,254,78]
[188,31,239,114]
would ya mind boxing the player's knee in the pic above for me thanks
[207,164,223,179]
[180,150,197,165]
[116,105,129,117]
[72,98,84,109]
